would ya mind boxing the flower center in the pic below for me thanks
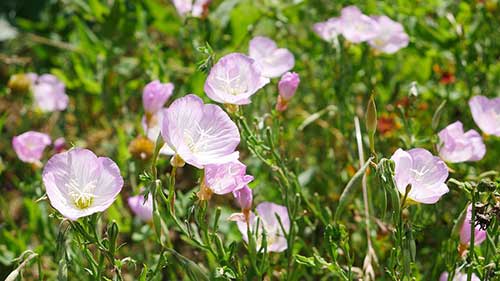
[410,166,430,182]
[66,178,97,209]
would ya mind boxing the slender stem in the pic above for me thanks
[467,189,476,281]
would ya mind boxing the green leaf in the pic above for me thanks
[334,157,373,221]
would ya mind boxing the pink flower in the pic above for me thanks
[469,95,500,136]
[12,131,51,164]
[368,16,409,54]
[42,148,124,220]
[31,74,69,112]
[142,80,174,114]
[233,185,253,212]
[438,121,486,163]
[236,202,290,252]
[249,36,295,78]
[339,6,379,43]
[172,0,211,17]
[128,194,153,221]
[204,161,253,195]
[204,53,269,105]
[276,72,300,111]
[313,18,342,42]
[439,271,480,281]
[390,148,449,204]
[161,94,240,168]
[54,137,66,153]
[460,204,487,246]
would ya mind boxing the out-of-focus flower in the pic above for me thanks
[377,113,399,136]
[469,95,500,136]
[236,202,290,252]
[439,271,480,281]
[42,148,123,220]
[7,74,31,93]
[409,81,419,97]
[368,16,409,54]
[128,194,153,221]
[31,74,69,112]
[54,137,66,153]
[439,72,456,85]
[460,204,487,246]
[438,121,486,163]
[12,131,51,164]
[129,136,155,161]
[390,148,449,204]
[142,80,174,115]
[249,36,295,78]
[339,6,379,43]
[161,94,240,168]
[276,72,300,111]
[172,0,211,18]
[204,53,269,105]
[199,161,254,200]
[0,18,18,41]
[313,18,342,42]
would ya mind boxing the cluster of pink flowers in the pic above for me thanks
[314,6,409,54]
[204,36,300,111]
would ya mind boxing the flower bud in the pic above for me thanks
[365,95,377,135]
[142,80,174,114]
[54,137,66,153]
[278,72,300,100]
[233,186,253,213]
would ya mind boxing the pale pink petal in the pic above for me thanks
[460,204,487,246]
[249,36,295,78]
[204,53,269,105]
[142,80,174,114]
[162,94,240,168]
[469,95,500,136]
[438,121,486,163]
[340,6,379,43]
[313,18,342,42]
[128,195,153,221]
[368,16,409,54]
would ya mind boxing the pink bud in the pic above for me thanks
[142,80,174,114]
[54,137,66,153]
[278,72,300,100]
[233,185,253,211]
[460,204,487,246]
